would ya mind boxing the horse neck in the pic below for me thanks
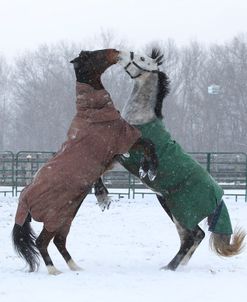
[121,72,159,125]
[88,75,103,90]
[76,71,104,90]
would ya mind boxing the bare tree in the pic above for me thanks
[2,33,247,153]
[0,55,10,150]
[164,41,209,151]
[11,42,79,151]
[207,34,247,151]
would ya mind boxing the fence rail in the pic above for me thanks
[0,151,246,201]
[0,151,15,196]
[15,151,55,195]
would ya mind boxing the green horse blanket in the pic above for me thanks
[119,119,232,235]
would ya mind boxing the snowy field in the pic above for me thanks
[0,193,246,302]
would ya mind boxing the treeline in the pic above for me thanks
[0,33,247,153]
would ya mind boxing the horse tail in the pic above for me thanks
[12,213,40,272]
[207,200,245,257]
[209,228,245,257]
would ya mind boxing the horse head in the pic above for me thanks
[70,49,119,89]
[120,48,170,120]
[117,50,162,79]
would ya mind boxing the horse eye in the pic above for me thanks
[140,57,145,61]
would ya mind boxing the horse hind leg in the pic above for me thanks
[53,226,83,272]
[35,227,62,275]
[161,220,205,271]
[180,225,205,266]
[156,196,205,270]
[156,194,173,221]
[156,196,205,271]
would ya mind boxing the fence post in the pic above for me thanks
[15,152,19,196]
[128,172,131,199]
[0,151,15,196]
[206,153,211,173]
[245,153,247,202]
[15,151,55,196]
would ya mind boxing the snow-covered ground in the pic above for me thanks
[0,193,246,302]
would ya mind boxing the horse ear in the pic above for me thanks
[79,51,90,60]
[156,55,164,65]
[70,59,80,69]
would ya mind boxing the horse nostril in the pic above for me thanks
[140,57,145,61]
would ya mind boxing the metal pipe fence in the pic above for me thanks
[0,151,246,201]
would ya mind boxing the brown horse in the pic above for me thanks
[12,49,158,275]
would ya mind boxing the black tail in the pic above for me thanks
[12,214,40,272]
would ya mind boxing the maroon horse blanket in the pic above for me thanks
[15,82,141,232]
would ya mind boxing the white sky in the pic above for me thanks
[1,0,247,59]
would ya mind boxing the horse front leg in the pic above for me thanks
[94,159,118,211]
[130,137,158,181]
[94,177,112,211]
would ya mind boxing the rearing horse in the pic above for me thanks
[96,48,245,271]
[12,49,158,275]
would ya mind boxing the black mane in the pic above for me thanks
[155,71,170,119]
[149,48,170,119]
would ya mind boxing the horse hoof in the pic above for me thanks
[139,167,147,179]
[47,265,62,275]
[71,266,83,272]
[148,170,157,181]
[67,259,84,271]
[70,264,83,271]
[97,195,112,211]
[160,265,176,271]
[160,265,169,271]
[122,152,130,158]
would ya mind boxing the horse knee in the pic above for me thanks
[184,227,205,250]
[195,228,205,241]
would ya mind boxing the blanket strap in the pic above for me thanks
[208,200,224,232]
